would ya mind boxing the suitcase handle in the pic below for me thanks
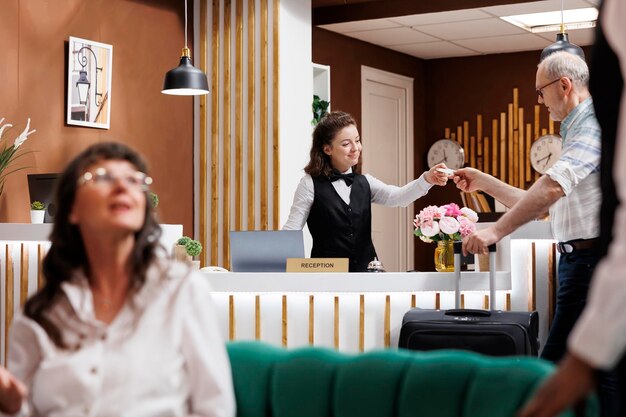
[444,309,491,317]
[453,242,497,309]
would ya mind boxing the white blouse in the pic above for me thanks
[282,170,433,230]
[568,0,626,371]
[6,261,236,417]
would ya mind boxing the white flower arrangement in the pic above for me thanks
[0,118,36,195]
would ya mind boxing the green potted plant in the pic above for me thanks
[30,200,45,224]
[185,239,203,270]
[149,191,159,209]
[173,236,203,269]
[312,95,330,126]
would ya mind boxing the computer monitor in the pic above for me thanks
[229,230,305,272]
[27,173,60,223]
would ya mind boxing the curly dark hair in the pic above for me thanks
[24,142,162,348]
[304,111,357,178]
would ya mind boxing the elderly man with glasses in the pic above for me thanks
[452,50,601,367]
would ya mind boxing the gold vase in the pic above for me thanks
[434,240,455,272]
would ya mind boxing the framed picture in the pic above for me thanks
[66,37,113,129]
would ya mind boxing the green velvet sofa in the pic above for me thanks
[227,341,598,417]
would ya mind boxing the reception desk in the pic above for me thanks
[1,221,556,358]
[206,220,557,354]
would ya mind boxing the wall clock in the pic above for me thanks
[427,139,465,169]
[530,134,562,174]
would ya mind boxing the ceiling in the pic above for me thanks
[315,0,600,60]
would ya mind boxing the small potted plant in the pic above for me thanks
[174,236,192,262]
[185,239,203,270]
[173,237,203,269]
[30,200,46,224]
[149,191,159,209]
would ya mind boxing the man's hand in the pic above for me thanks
[517,353,596,417]
[0,366,26,414]
[425,163,450,186]
[462,226,500,255]
[452,167,486,192]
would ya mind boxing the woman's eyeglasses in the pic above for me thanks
[536,78,562,99]
[78,167,153,191]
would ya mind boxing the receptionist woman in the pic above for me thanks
[283,111,449,272]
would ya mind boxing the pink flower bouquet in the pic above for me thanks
[414,203,478,243]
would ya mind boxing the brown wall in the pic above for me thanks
[312,27,590,271]
[312,27,428,174]
[0,0,194,234]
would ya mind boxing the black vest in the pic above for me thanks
[307,174,377,272]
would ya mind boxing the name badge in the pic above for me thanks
[286,258,349,273]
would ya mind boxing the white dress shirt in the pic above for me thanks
[6,260,236,417]
[568,0,626,370]
[282,170,433,230]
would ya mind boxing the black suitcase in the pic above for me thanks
[399,242,539,356]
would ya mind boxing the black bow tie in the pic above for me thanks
[329,171,355,186]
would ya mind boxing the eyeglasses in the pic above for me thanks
[78,167,153,191]
[536,78,561,98]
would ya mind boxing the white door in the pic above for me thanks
[361,66,414,272]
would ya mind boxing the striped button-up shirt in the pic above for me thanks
[546,97,602,242]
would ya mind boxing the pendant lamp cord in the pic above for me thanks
[560,0,565,33]
[184,0,188,47]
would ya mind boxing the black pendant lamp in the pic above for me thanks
[540,0,585,61]
[162,0,209,95]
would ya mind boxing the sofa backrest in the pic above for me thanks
[227,341,598,417]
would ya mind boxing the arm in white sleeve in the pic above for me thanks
[568,32,626,367]
[5,315,43,417]
[367,173,433,207]
[282,175,314,230]
[182,274,236,417]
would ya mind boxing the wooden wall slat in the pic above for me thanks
[272,0,280,229]
[359,294,365,352]
[37,244,45,289]
[20,244,28,307]
[492,118,498,177]
[518,108,524,189]
[255,295,261,340]
[282,295,287,347]
[534,104,540,140]
[513,88,519,129]
[530,242,537,311]
[309,295,315,345]
[526,123,532,182]
[484,135,489,175]
[210,0,220,265]
[500,112,506,183]
[513,130,519,188]
[508,104,514,186]
[235,0,244,231]
[5,245,13,363]
[247,0,256,230]
[463,121,469,163]
[223,0,232,267]
[384,295,390,348]
[334,296,339,349]
[260,0,269,230]
[229,295,235,340]
[200,0,208,267]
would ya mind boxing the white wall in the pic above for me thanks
[278,0,312,229]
